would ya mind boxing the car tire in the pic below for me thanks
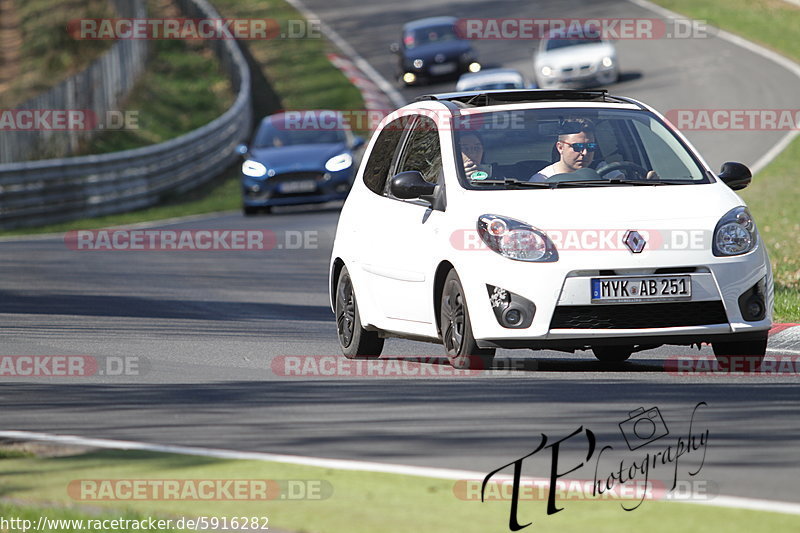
[440,270,495,370]
[712,338,767,371]
[592,345,633,362]
[335,266,384,359]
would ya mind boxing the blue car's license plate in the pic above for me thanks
[279,180,317,193]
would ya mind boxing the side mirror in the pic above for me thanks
[351,136,365,150]
[389,42,401,54]
[718,162,752,190]
[236,144,249,155]
[390,171,436,199]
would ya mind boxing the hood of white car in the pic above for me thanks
[460,182,740,229]
[535,42,615,67]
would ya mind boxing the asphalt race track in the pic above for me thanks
[2,0,800,508]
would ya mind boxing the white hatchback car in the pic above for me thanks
[329,90,772,370]
[534,30,618,89]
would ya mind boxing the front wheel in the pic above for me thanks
[335,266,384,359]
[712,338,767,371]
[440,270,495,369]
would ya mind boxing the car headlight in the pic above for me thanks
[541,66,553,77]
[325,153,353,172]
[242,160,267,178]
[413,58,424,69]
[713,206,757,256]
[477,214,558,262]
[601,56,614,68]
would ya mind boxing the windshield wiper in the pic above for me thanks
[471,178,551,188]
[604,178,696,186]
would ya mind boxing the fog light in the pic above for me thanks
[403,72,416,84]
[486,285,535,329]
[503,308,522,326]
[747,300,764,319]
[249,184,261,192]
[469,62,481,73]
[738,277,767,321]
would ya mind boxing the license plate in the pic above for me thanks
[429,63,456,75]
[279,180,316,193]
[591,276,691,303]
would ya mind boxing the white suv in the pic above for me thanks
[329,90,772,370]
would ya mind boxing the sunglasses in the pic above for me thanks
[561,141,599,153]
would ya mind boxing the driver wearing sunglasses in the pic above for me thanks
[530,118,607,182]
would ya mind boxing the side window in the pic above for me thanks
[362,117,409,195]
[394,116,442,184]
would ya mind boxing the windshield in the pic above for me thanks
[545,35,603,51]
[453,108,710,190]
[405,24,458,49]
[253,118,347,148]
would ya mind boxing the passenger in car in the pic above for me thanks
[460,132,493,180]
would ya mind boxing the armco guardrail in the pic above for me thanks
[0,0,148,164]
[0,0,252,230]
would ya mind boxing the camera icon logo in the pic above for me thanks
[619,407,670,450]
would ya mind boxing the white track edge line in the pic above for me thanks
[283,0,406,108]
[627,0,800,175]
[1,430,799,515]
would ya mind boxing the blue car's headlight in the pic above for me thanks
[325,153,353,172]
[242,160,268,178]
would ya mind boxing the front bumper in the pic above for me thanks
[242,169,353,207]
[537,63,617,88]
[457,246,773,348]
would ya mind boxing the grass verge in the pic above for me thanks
[0,0,364,236]
[0,449,797,533]
[650,0,800,321]
[81,0,234,155]
[0,0,114,108]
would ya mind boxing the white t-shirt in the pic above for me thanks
[529,162,623,182]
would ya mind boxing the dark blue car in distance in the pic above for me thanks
[239,111,364,215]
[390,16,481,86]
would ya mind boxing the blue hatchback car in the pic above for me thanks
[240,111,364,214]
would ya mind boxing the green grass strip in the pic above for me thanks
[0,449,797,533]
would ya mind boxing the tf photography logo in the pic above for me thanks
[481,402,709,530]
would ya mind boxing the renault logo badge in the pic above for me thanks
[624,230,646,253]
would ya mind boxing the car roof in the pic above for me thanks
[415,89,646,109]
[459,69,524,81]
[403,16,458,32]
